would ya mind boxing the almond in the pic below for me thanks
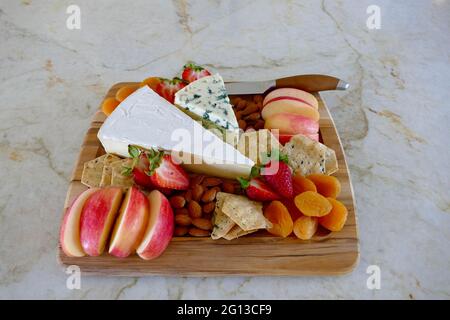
[241,102,259,116]
[190,174,205,187]
[170,195,186,209]
[202,177,222,187]
[184,189,192,202]
[254,119,265,130]
[238,119,246,130]
[175,208,189,216]
[175,214,191,227]
[222,181,235,194]
[201,188,217,203]
[191,184,204,201]
[202,202,216,214]
[236,100,247,111]
[188,200,202,218]
[192,218,213,231]
[188,227,210,237]
[174,226,188,236]
[244,112,261,121]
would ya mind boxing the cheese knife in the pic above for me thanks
[225,74,349,95]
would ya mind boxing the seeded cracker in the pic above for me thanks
[223,225,257,240]
[110,158,134,188]
[81,154,108,188]
[281,134,338,176]
[221,194,271,231]
[211,192,236,239]
[99,154,121,187]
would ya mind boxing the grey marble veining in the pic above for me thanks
[0,0,449,299]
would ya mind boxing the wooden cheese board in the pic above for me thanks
[58,82,359,276]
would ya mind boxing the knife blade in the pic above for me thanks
[225,74,349,94]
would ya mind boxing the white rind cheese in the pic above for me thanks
[174,74,239,132]
[98,86,254,179]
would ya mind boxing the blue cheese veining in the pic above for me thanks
[174,74,239,132]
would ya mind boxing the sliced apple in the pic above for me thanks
[109,186,149,258]
[60,188,99,257]
[136,190,174,260]
[263,88,318,109]
[264,113,319,135]
[261,100,320,121]
[79,187,123,256]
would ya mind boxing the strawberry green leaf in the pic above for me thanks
[128,145,140,159]
[250,165,261,179]
[279,152,289,164]
[121,166,132,176]
[237,177,250,189]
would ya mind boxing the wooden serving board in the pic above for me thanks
[58,82,359,276]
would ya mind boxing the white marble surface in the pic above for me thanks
[0,0,449,299]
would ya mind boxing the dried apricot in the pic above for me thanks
[307,174,341,198]
[141,77,161,91]
[319,198,348,231]
[293,216,318,240]
[264,201,293,238]
[292,174,317,194]
[101,97,120,116]
[294,191,332,217]
[115,84,140,102]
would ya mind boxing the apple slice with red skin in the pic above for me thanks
[79,187,123,256]
[60,188,99,257]
[137,190,174,260]
[264,113,319,135]
[109,186,149,258]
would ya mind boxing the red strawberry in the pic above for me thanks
[147,153,189,190]
[132,153,154,188]
[155,78,187,103]
[181,63,211,83]
[261,160,294,198]
[238,177,280,201]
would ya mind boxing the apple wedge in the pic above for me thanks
[137,190,174,260]
[109,186,149,258]
[263,88,318,109]
[60,188,99,257]
[261,101,320,121]
[80,187,123,256]
[264,113,319,135]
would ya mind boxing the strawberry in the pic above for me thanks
[146,151,189,190]
[181,63,211,83]
[155,77,187,104]
[238,177,280,202]
[131,153,154,188]
[126,145,189,190]
[261,160,294,199]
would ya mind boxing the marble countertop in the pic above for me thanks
[1,0,449,299]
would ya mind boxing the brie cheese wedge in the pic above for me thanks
[98,86,254,179]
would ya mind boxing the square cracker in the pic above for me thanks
[81,154,109,188]
[221,194,270,231]
[281,134,338,176]
[211,192,236,240]
[223,225,257,240]
[110,159,134,188]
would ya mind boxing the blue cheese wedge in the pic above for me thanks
[174,74,239,133]
[98,86,254,179]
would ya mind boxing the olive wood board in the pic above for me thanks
[57,82,359,276]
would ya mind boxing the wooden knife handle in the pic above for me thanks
[275,74,349,92]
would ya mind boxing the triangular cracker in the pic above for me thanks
[223,225,257,240]
[221,194,270,231]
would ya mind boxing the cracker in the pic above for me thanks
[237,129,281,165]
[81,154,108,188]
[281,134,338,176]
[221,194,270,231]
[110,159,134,188]
[223,225,257,240]
[99,154,121,187]
[211,192,235,240]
